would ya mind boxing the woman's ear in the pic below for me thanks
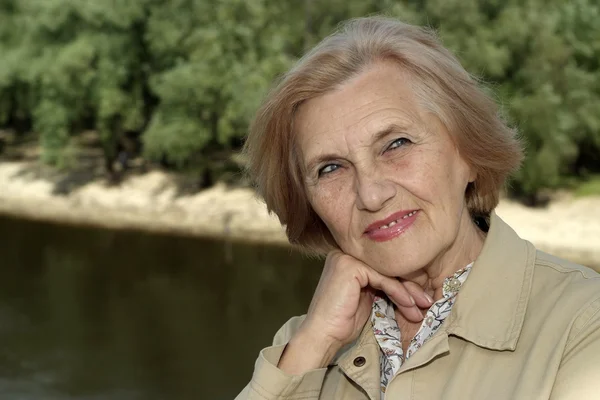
[468,167,477,184]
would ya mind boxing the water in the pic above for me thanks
[0,215,322,399]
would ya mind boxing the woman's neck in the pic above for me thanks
[400,210,486,302]
[394,211,486,353]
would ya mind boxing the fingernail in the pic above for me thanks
[410,296,416,306]
[424,293,434,304]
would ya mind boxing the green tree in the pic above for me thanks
[142,0,295,170]
[7,0,149,171]
[0,0,29,131]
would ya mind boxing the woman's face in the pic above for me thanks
[295,61,477,278]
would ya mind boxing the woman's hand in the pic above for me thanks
[278,250,433,375]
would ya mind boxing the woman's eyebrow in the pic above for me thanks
[372,123,410,143]
[305,153,339,174]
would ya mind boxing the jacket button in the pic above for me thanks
[353,356,366,367]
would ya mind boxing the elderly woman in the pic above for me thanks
[236,17,600,400]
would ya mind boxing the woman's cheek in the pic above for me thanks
[385,154,438,206]
[311,178,352,222]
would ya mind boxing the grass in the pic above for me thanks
[573,174,600,197]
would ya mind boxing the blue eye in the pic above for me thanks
[318,164,339,177]
[386,137,410,152]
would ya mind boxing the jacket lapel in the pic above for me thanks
[444,212,536,350]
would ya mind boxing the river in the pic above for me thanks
[0,215,322,399]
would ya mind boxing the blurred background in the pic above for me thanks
[0,0,599,399]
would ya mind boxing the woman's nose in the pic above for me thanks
[355,174,396,212]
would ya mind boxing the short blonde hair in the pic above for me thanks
[244,17,523,254]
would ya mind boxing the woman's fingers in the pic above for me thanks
[396,304,426,323]
[364,267,415,307]
[402,280,434,309]
[360,265,431,323]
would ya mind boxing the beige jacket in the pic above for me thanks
[236,214,600,399]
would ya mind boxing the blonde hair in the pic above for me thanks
[244,17,523,254]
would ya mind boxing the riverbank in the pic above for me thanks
[1,160,599,268]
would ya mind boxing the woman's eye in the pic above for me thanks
[318,164,339,177]
[386,137,410,152]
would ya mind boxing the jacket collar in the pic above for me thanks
[333,212,535,365]
[444,211,536,350]
[330,212,536,394]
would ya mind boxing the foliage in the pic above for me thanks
[0,0,598,197]
[384,0,600,195]
[142,0,296,167]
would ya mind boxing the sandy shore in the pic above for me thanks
[1,161,599,268]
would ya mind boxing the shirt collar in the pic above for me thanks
[444,211,536,350]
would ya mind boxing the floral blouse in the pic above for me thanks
[371,263,473,398]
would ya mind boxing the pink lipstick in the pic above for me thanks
[364,210,419,242]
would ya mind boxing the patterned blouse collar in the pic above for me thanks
[371,263,474,398]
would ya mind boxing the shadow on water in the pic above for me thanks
[0,215,322,399]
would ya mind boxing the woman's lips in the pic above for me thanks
[364,210,419,242]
